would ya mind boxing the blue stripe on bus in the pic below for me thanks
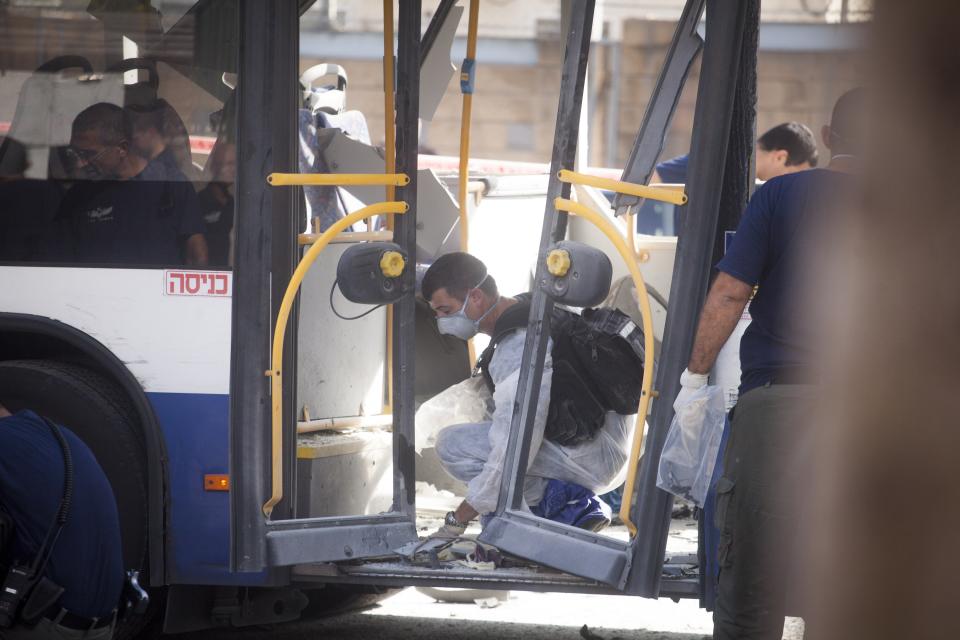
[147,392,269,586]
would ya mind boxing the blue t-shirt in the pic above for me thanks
[56,158,205,266]
[716,169,848,394]
[634,154,690,235]
[0,410,123,618]
[655,154,689,184]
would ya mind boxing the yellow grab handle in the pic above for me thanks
[458,0,480,253]
[298,230,394,246]
[383,0,397,211]
[262,200,408,517]
[558,169,688,206]
[553,197,656,537]
[266,173,410,187]
[383,0,398,411]
[458,0,481,369]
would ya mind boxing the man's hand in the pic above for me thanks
[674,368,708,413]
[185,233,209,267]
[425,522,467,541]
[424,500,479,540]
[425,511,469,540]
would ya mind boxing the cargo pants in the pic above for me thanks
[713,383,816,640]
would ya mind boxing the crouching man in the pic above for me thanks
[0,402,123,639]
[421,252,633,538]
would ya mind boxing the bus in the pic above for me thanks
[0,0,753,635]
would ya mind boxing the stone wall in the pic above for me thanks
[302,18,866,170]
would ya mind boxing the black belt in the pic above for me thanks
[769,368,817,385]
[43,604,115,631]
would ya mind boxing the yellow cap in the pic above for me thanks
[546,249,571,277]
[379,250,406,278]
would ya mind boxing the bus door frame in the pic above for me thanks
[626,0,759,599]
[478,0,759,597]
[474,0,641,589]
[229,0,424,573]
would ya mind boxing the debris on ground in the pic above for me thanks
[579,624,625,640]
[473,597,502,608]
[671,501,693,519]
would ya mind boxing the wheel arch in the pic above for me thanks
[0,312,168,586]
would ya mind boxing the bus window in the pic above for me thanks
[0,1,237,269]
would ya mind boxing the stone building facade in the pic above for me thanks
[301,5,867,169]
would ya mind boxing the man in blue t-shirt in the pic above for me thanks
[674,89,864,640]
[56,102,208,267]
[0,403,123,639]
[642,122,820,235]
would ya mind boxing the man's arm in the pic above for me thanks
[687,272,753,374]
[426,333,552,538]
[185,233,209,266]
[453,501,479,524]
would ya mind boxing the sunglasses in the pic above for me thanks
[65,146,112,164]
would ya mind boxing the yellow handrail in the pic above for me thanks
[459,0,481,368]
[458,0,479,252]
[553,197,656,537]
[298,230,395,246]
[383,0,397,415]
[383,0,397,218]
[267,173,409,187]
[262,200,408,517]
[558,169,688,206]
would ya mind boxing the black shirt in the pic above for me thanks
[716,169,849,393]
[56,158,205,266]
[0,411,123,618]
[0,179,63,262]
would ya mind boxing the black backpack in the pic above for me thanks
[477,293,645,447]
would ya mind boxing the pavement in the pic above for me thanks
[169,586,806,639]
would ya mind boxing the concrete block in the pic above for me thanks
[296,431,394,518]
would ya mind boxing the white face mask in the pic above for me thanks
[436,276,497,340]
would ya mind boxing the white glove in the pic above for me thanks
[673,368,708,414]
[425,522,467,540]
[425,512,468,540]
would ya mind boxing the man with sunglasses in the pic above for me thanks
[55,102,208,267]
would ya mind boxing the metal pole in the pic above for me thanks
[604,40,622,168]
[494,0,596,514]
[231,0,299,571]
[624,0,759,597]
[391,0,421,518]
[613,0,705,215]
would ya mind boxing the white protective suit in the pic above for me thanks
[435,330,635,515]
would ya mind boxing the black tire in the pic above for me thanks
[0,359,160,637]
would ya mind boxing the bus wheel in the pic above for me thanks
[0,359,160,638]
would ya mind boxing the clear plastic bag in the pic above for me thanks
[415,376,493,453]
[656,384,726,507]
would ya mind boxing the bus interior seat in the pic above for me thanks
[0,55,124,182]
[110,57,201,181]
